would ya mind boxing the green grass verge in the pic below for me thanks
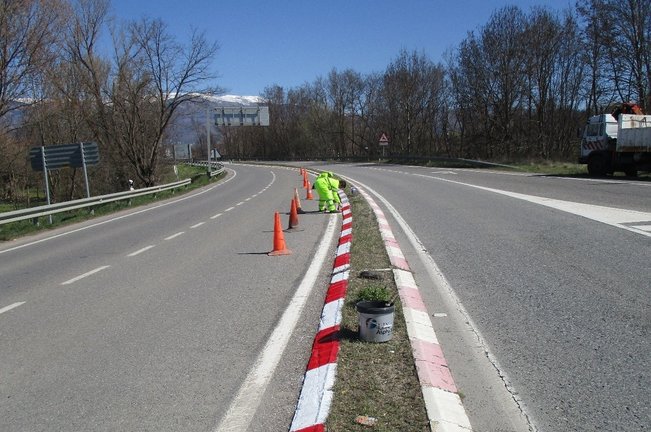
[326,189,430,431]
[0,164,224,242]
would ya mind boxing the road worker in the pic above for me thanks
[314,172,346,212]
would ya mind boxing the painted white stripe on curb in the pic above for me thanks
[330,270,349,284]
[402,308,440,344]
[422,387,472,431]
[320,299,344,329]
[289,363,338,430]
[336,242,351,256]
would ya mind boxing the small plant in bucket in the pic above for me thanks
[356,284,396,306]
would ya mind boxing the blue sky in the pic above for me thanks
[109,0,574,96]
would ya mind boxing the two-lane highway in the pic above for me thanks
[315,163,650,432]
[0,164,337,431]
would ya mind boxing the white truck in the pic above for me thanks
[580,107,651,176]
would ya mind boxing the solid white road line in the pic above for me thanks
[424,175,651,238]
[127,245,155,257]
[214,215,339,432]
[61,265,110,285]
[0,302,25,315]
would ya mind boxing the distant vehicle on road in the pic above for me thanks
[579,102,651,176]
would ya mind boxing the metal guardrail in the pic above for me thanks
[0,178,192,226]
[187,161,224,177]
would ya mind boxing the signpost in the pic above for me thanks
[379,133,389,158]
[205,105,270,173]
[29,142,100,223]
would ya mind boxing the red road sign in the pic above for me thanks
[379,133,389,146]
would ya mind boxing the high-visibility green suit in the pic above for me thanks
[314,172,341,212]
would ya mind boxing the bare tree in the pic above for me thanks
[579,0,651,109]
[0,0,66,125]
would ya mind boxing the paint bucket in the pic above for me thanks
[356,300,394,343]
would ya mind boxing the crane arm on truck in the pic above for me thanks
[611,102,644,120]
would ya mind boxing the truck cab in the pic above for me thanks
[579,114,618,164]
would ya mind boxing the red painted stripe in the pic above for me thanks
[293,424,325,432]
[325,279,348,303]
[398,287,427,311]
[333,253,350,268]
[339,234,352,245]
[333,253,350,269]
[306,326,340,370]
[411,339,458,393]
[390,255,410,271]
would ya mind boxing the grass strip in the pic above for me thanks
[326,189,430,431]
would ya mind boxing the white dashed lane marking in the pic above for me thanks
[0,302,25,316]
[127,245,155,257]
[61,265,111,285]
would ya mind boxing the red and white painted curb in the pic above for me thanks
[289,192,352,432]
[290,184,471,431]
[358,187,472,432]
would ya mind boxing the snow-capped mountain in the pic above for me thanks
[198,94,265,107]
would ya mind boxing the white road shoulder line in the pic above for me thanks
[61,265,110,285]
[0,302,26,315]
[214,215,339,432]
[165,232,185,240]
[428,175,651,238]
[191,222,205,229]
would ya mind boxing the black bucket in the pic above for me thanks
[356,300,395,343]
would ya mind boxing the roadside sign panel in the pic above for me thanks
[214,106,269,127]
[30,142,99,171]
[379,133,389,146]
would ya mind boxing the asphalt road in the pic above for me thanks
[311,163,650,432]
[0,164,336,432]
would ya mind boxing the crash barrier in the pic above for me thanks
[186,161,224,177]
[0,178,192,226]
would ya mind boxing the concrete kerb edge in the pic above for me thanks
[288,191,351,432]
[353,185,474,431]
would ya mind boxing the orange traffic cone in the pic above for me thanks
[299,167,303,176]
[269,212,292,256]
[306,181,314,200]
[287,199,300,229]
[303,171,308,189]
[294,188,305,214]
